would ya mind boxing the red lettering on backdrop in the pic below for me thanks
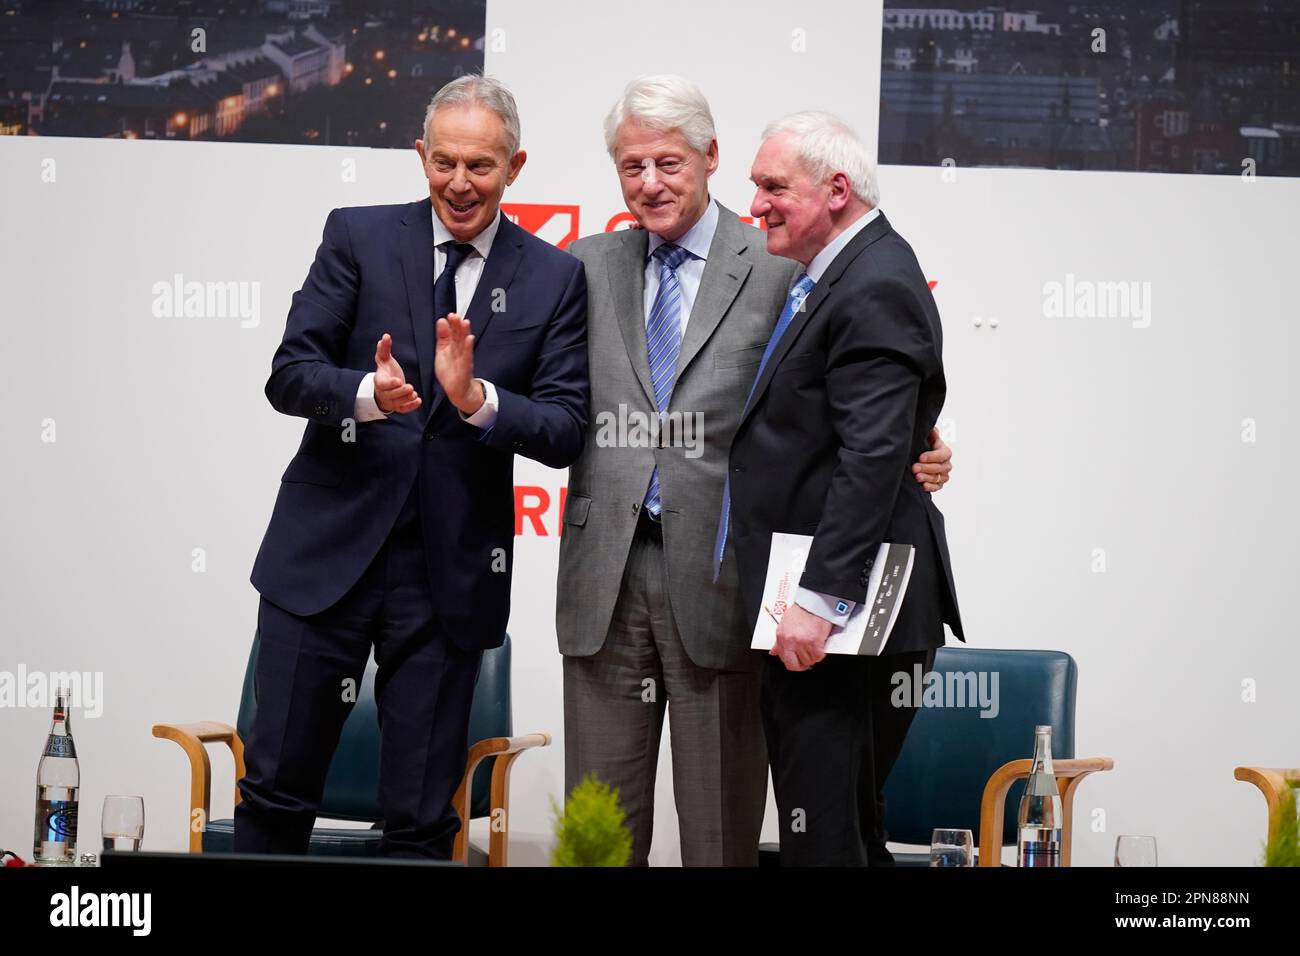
[501,203,581,249]
[515,486,550,536]
[513,486,571,536]
[605,211,637,232]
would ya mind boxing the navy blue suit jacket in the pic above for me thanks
[728,213,962,654]
[250,199,589,650]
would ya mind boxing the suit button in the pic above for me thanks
[860,575,870,586]
[513,441,524,450]
[732,466,743,473]
[424,431,436,441]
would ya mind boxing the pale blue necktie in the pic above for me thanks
[643,242,693,517]
[712,272,816,579]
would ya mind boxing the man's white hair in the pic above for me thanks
[603,74,717,159]
[423,73,521,157]
[762,111,880,208]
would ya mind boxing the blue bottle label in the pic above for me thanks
[39,800,79,842]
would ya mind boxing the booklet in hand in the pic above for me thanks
[751,532,915,656]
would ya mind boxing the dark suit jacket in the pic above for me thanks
[728,212,963,654]
[250,199,589,650]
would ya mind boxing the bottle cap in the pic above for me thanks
[1034,724,1052,734]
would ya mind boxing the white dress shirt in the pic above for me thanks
[805,206,880,283]
[353,207,502,427]
[792,206,884,627]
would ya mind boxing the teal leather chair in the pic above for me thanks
[759,647,1112,866]
[154,632,549,866]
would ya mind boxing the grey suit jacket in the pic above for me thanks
[557,205,800,671]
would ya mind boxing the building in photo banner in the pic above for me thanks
[878,0,1300,177]
[0,0,485,146]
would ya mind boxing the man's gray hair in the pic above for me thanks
[762,111,880,208]
[603,74,717,159]
[423,74,521,157]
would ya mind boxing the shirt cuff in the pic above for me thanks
[461,379,498,428]
[795,587,856,627]
[353,371,388,422]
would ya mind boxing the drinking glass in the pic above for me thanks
[930,828,974,867]
[101,795,145,853]
[1114,835,1158,867]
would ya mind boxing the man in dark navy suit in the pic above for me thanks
[237,75,588,858]
[724,112,963,866]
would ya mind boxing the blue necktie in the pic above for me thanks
[643,242,693,517]
[712,273,816,580]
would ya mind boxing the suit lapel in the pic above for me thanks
[464,215,524,343]
[399,198,436,400]
[675,207,751,384]
[605,228,655,408]
[740,212,893,429]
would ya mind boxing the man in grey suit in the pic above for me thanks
[556,76,953,865]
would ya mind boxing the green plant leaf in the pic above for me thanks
[550,772,633,867]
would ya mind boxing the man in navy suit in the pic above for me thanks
[236,75,588,858]
[725,112,962,865]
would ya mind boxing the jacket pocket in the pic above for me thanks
[489,316,547,340]
[776,351,819,372]
[563,493,592,527]
[281,453,345,487]
[715,344,767,369]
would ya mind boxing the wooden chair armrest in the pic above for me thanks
[451,733,552,866]
[151,721,246,853]
[1234,766,1300,843]
[978,756,1115,867]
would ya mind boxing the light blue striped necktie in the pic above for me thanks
[643,241,694,517]
[712,272,816,579]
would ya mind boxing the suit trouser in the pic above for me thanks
[234,482,482,859]
[563,513,768,866]
[762,646,937,866]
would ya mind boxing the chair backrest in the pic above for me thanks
[235,631,513,822]
[882,647,1077,849]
